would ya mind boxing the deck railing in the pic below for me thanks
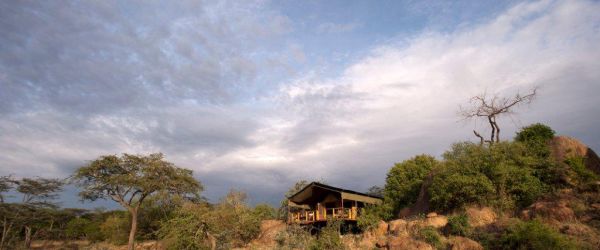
[288,207,358,224]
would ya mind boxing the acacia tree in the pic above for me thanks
[0,176,14,203]
[16,177,63,248]
[460,87,537,144]
[72,153,202,250]
[0,177,63,249]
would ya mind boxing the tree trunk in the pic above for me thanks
[488,116,495,143]
[0,218,11,250]
[24,226,31,249]
[127,209,138,250]
[493,116,500,142]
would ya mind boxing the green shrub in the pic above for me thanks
[496,219,578,250]
[384,155,438,213]
[310,219,343,250]
[417,226,444,249]
[432,141,553,211]
[65,217,103,242]
[565,156,598,183]
[446,214,471,236]
[429,170,495,211]
[100,214,130,245]
[159,190,262,250]
[357,204,391,231]
[515,123,555,143]
[274,224,312,249]
[252,203,277,221]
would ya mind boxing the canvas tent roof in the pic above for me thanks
[288,182,382,206]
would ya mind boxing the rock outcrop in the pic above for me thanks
[465,206,497,227]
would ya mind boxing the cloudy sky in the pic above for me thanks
[1,0,599,208]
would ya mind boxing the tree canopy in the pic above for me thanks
[72,153,202,250]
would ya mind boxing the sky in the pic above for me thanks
[1,0,599,208]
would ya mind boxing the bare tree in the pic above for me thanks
[460,87,537,144]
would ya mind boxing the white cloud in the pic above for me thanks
[210,0,600,193]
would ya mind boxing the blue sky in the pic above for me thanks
[1,0,599,209]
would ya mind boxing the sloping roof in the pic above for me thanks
[288,182,382,205]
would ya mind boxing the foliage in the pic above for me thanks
[495,219,577,250]
[0,175,14,203]
[429,141,552,211]
[0,177,65,248]
[384,155,438,213]
[357,204,390,231]
[159,190,262,250]
[274,224,312,249]
[366,185,384,197]
[429,169,495,211]
[310,219,344,250]
[15,177,63,206]
[417,226,444,249]
[515,123,556,143]
[100,213,130,245]
[73,153,203,250]
[158,202,212,250]
[65,217,103,241]
[446,214,471,237]
[252,203,277,221]
[565,156,598,184]
[137,193,187,240]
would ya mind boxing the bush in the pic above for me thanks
[357,204,390,231]
[515,123,555,143]
[100,214,130,245]
[274,224,312,249]
[496,219,577,250]
[159,190,262,250]
[417,226,444,249]
[429,170,495,211]
[431,141,552,211]
[446,214,471,236]
[65,217,103,242]
[310,219,343,250]
[565,156,598,184]
[384,155,438,213]
[252,203,277,221]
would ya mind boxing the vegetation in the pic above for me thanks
[158,190,274,249]
[445,214,471,237]
[515,123,556,143]
[428,140,555,211]
[309,219,344,250]
[384,154,438,214]
[417,226,444,249]
[72,153,203,250]
[356,204,388,230]
[1,122,598,249]
[494,219,578,250]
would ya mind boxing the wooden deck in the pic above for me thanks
[288,207,358,224]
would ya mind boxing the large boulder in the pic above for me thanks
[550,136,600,175]
[465,206,497,227]
[448,236,483,250]
[521,200,575,223]
[374,220,389,237]
[424,214,448,229]
[388,219,409,237]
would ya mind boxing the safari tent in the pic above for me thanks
[287,182,382,224]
